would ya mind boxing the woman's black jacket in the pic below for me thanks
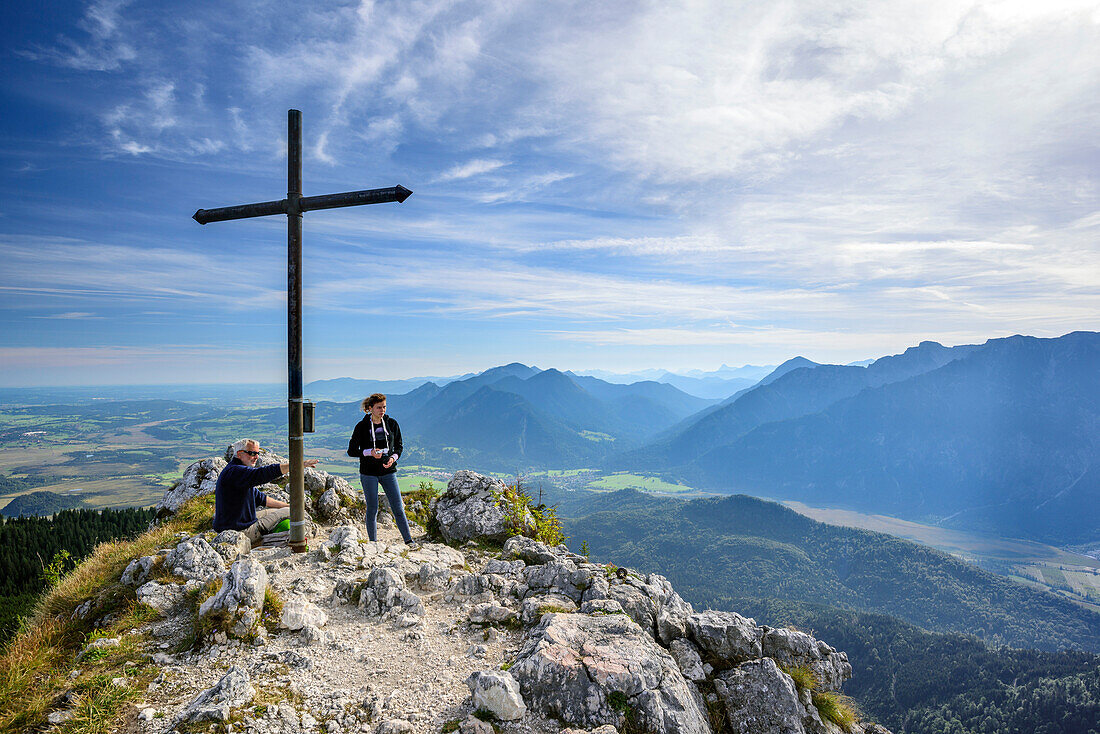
[347,414,403,476]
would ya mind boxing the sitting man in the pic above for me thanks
[213,438,318,547]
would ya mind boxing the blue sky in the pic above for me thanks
[2,0,1098,386]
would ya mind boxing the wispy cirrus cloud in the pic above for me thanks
[436,158,508,182]
[4,0,1098,383]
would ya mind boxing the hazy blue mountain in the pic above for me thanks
[684,332,1100,544]
[304,377,440,402]
[394,364,719,464]
[615,339,983,473]
[414,386,603,468]
[564,374,714,419]
[564,489,1100,653]
[756,355,821,387]
[650,373,758,400]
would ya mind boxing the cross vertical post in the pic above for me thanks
[192,109,412,553]
[286,109,306,552]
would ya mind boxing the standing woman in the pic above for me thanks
[348,393,415,545]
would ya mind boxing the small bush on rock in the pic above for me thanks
[494,481,566,546]
[404,481,441,539]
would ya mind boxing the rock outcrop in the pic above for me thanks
[434,470,534,543]
[46,462,889,734]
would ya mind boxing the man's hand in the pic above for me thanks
[383,456,396,469]
[279,459,320,474]
[266,498,290,509]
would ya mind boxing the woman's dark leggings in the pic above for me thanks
[359,473,413,543]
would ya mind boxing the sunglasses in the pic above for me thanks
[241,450,261,456]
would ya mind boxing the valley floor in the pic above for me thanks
[781,499,1100,612]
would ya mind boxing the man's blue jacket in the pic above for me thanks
[213,457,284,531]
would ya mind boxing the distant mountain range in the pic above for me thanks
[315,331,1099,546]
[650,332,1099,545]
[386,364,718,467]
[303,363,770,402]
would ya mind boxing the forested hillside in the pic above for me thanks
[564,490,1100,652]
[729,598,1100,734]
[0,507,156,644]
[561,491,1100,733]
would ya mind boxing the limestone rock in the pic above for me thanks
[468,601,518,626]
[405,543,467,569]
[435,471,534,543]
[465,669,527,721]
[688,609,763,665]
[315,488,340,520]
[136,581,186,614]
[280,597,328,630]
[458,716,495,734]
[165,535,225,581]
[579,598,625,616]
[509,611,710,734]
[762,626,853,692]
[607,571,694,644]
[714,657,806,734]
[502,535,559,565]
[670,638,707,683]
[415,562,457,590]
[523,559,590,603]
[175,665,255,724]
[157,458,225,516]
[521,594,578,625]
[376,719,414,734]
[211,530,252,562]
[357,567,424,618]
[198,558,268,633]
[121,555,159,587]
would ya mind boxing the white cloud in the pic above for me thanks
[31,312,100,320]
[436,158,508,182]
[0,235,283,308]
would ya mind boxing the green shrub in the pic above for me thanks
[494,480,566,547]
[403,482,441,539]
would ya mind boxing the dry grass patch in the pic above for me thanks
[0,495,215,734]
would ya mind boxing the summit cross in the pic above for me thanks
[193,109,412,553]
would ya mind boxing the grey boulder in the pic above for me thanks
[198,558,268,635]
[465,670,527,721]
[509,611,710,734]
[714,657,805,734]
[688,610,763,664]
[435,471,533,544]
[762,626,853,692]
[157,458,225,516]
[164,535,225,581]
[175,665,255,724]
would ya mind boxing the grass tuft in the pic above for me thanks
[780,663,819,691]
[812,690,860,733]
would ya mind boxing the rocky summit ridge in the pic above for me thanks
[53,448,892,734]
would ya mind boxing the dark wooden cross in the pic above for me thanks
[193,109,412,553]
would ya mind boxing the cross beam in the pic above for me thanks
[192,109,412,553]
